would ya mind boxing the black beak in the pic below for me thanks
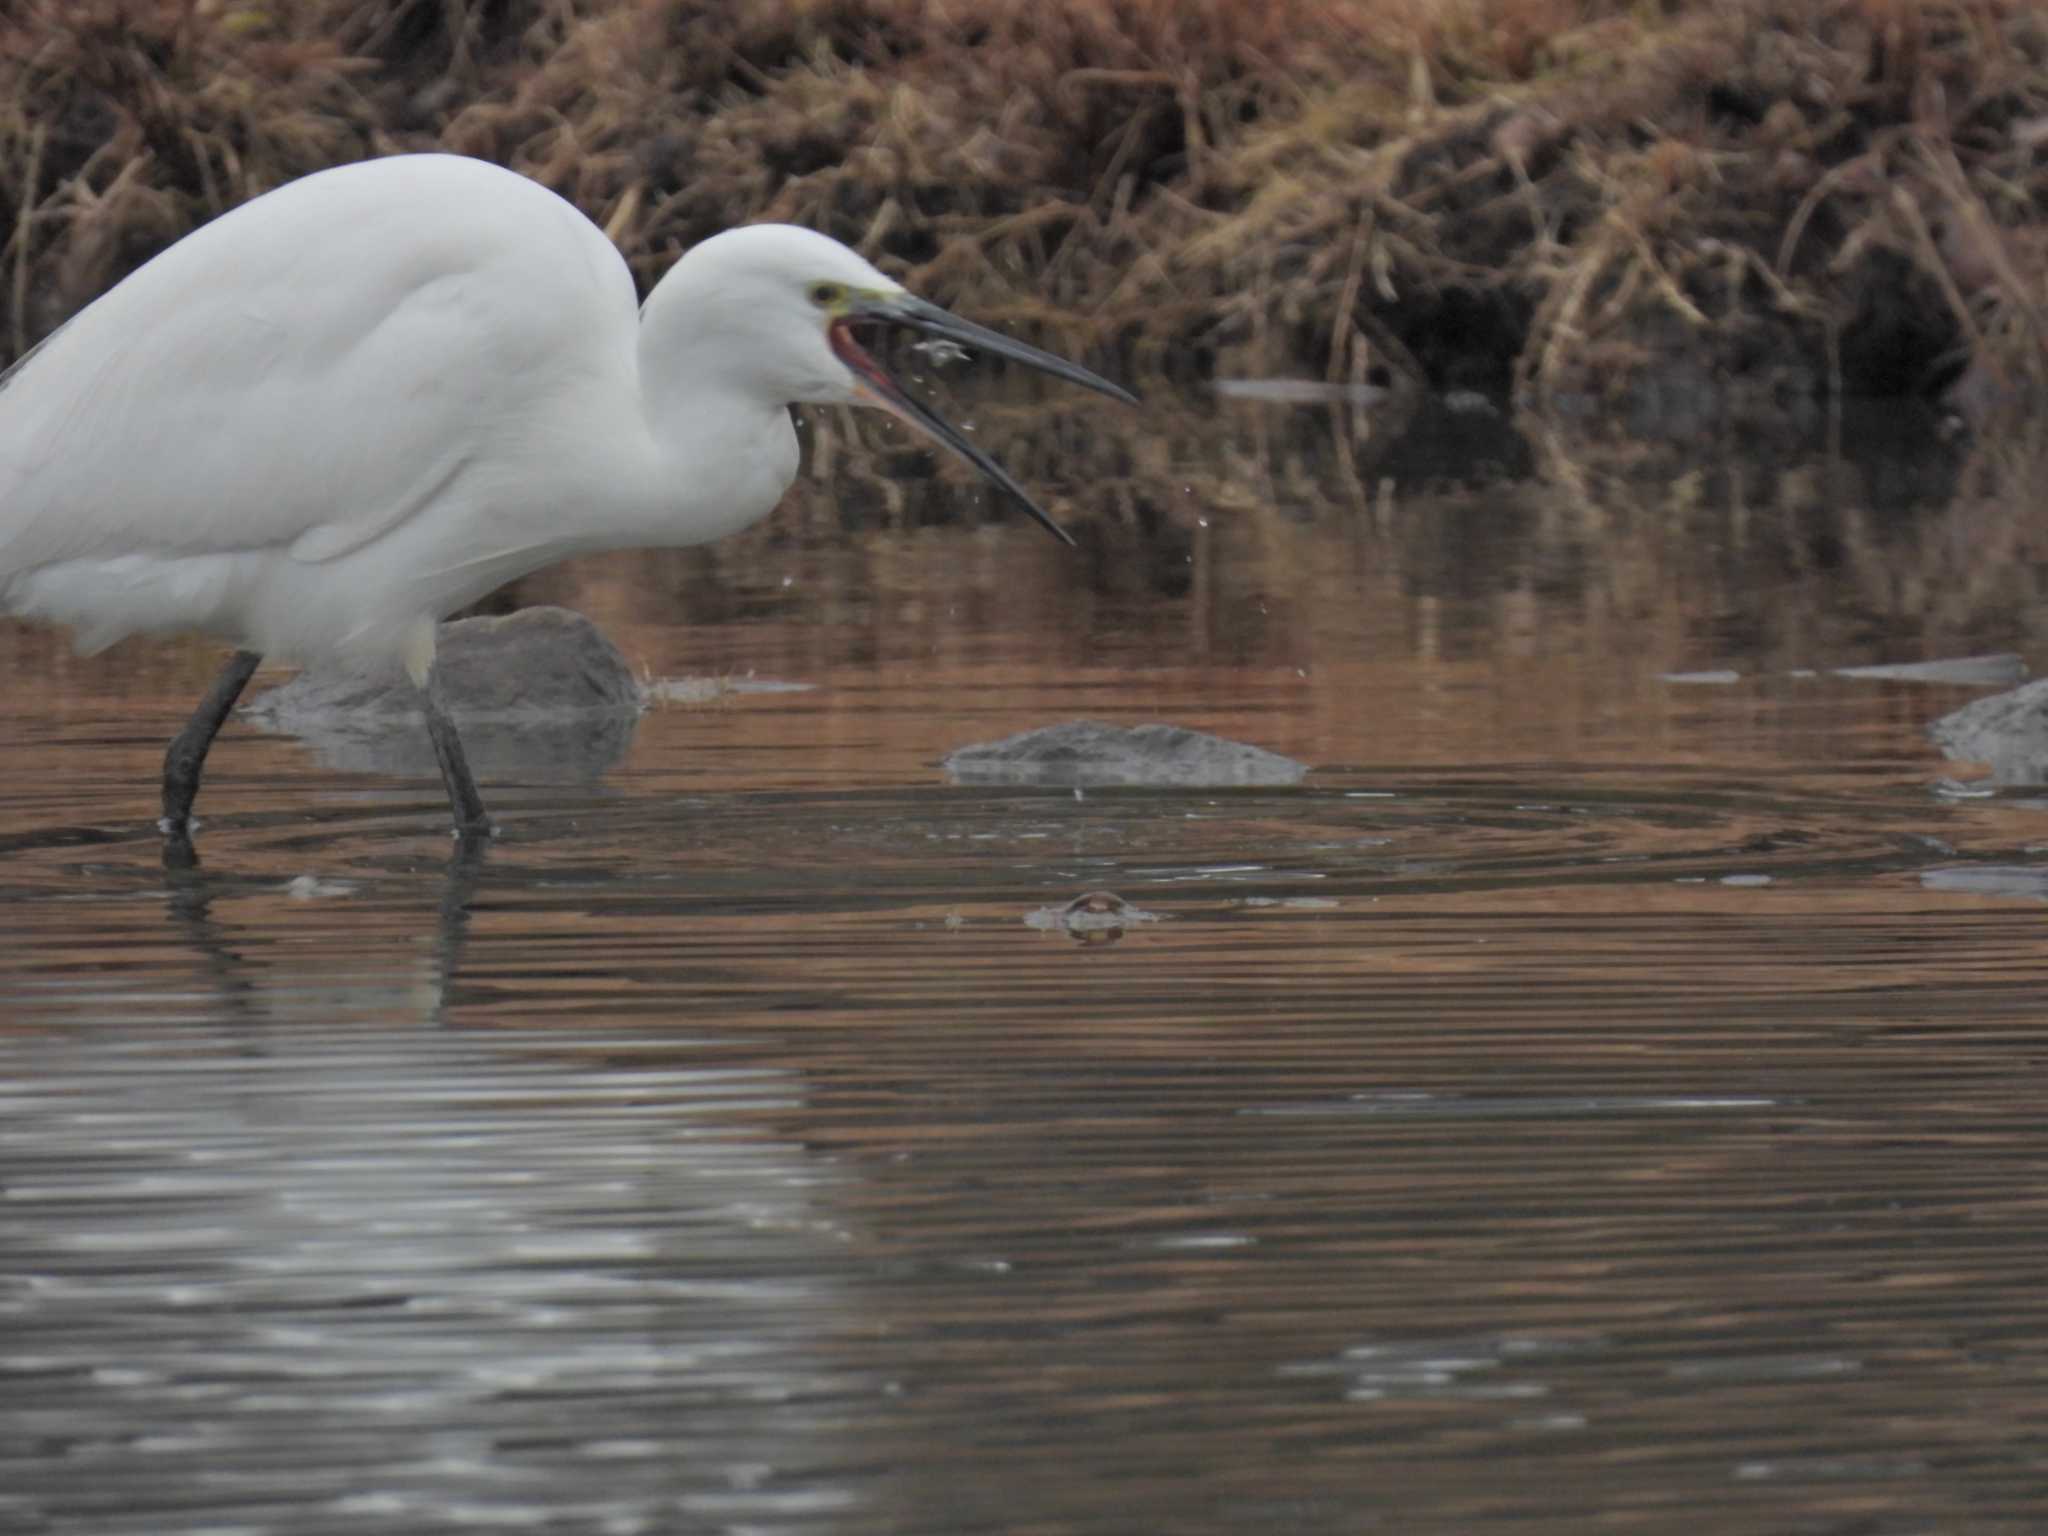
[831,294,1137,548]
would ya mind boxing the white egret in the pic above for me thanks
[0,153,1133,839]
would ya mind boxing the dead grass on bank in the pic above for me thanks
[1,0,2044,410]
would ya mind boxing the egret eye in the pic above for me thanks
[808,281,848,308]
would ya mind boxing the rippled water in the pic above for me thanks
[5,391,2048,1533]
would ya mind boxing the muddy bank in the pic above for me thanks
[2,0,2043,421]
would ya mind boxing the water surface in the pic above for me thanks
[4,391,2047,1533]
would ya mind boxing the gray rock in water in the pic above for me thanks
[1836,653,2026,687]
[249,607,644,720]
[944,720,1308,787]
[244,607,645,784]
[1921,865,2048,901]
[1930,677,2048,786]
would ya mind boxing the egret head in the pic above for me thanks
[647,224,1135,546]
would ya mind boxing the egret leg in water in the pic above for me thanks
[421,678,490,837]
[0,153,1134,839]
[160,650,262,834]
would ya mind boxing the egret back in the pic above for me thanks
[0,156,641,636]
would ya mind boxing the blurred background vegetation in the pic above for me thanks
[2,0,2044,413]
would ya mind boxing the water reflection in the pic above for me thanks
[3,386,2048,1532]
[242,700,642,786]
[0,996,848,1531]
[156,834,485,1028]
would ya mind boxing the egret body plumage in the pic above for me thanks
[0,153,1131,838]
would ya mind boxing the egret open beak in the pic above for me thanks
[828,294,1137,548]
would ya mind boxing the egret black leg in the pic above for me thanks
[421,677,494,838]
[161,649,262,835]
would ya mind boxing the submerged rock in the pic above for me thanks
[243,606,645,784]
[944,720,1308,788]
[1929,679,2048,787]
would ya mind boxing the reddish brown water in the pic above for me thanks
[3,393,2047,1534]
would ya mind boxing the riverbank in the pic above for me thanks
[3,0,2043,419]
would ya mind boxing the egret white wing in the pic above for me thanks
[0,156,635,579]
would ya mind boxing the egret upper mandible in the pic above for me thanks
[0,153,1133,840]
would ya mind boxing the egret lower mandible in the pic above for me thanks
[0,153,1134,841]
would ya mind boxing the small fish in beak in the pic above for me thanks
[828,293,1138,547]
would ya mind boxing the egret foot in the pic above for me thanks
[160,649,262,835]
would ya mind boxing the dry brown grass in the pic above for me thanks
[2,0,2044,410]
